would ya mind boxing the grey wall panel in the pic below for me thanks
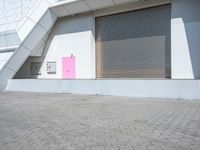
[96,5,171,78]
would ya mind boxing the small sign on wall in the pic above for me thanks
[47,61,56,74]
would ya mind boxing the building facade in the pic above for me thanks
[0,0,200,99]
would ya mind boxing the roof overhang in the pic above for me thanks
[50,0,140,17]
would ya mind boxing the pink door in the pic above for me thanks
[62,56,75,79]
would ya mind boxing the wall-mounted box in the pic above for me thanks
[47,61,56,74]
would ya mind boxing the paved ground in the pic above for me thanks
[0,92,200,150]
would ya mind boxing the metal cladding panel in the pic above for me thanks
[85,0,114,10]
[96,5,171,78]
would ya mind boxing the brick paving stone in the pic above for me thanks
[0,92,200,150]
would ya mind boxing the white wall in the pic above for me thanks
[15,15,95,79]
[6,79,200,100]
[171,0,200,79]
[0,51,14,70]
[0,0,57,32]
[15,0,200,80]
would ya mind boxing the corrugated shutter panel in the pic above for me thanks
[96,5,171,78]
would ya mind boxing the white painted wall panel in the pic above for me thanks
[6,46,30,72]
[171,18,193,79]
[16,15,96,79]
[0,67,14,90]
[40,15,95,79]
[0,52,14,70]
[0,0,57,33]
[85,0,114,10]
[6,79,200,100]
[171,0,200,79]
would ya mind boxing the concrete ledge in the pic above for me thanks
[6,79,200,100]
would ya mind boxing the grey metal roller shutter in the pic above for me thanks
[96,5,171,78]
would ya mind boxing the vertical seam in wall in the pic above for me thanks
[21,0,23,21]
[28,16,48,32]
[6,66,17,73]
[17,0,43,32]
[40,18,58,59]
[83,0,93,11]
[63,5,73,16]
[50,9,59,18]
[111,0,117,6]
[5,34,8,47]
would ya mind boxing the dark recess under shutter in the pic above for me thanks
[96,4,171,78]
